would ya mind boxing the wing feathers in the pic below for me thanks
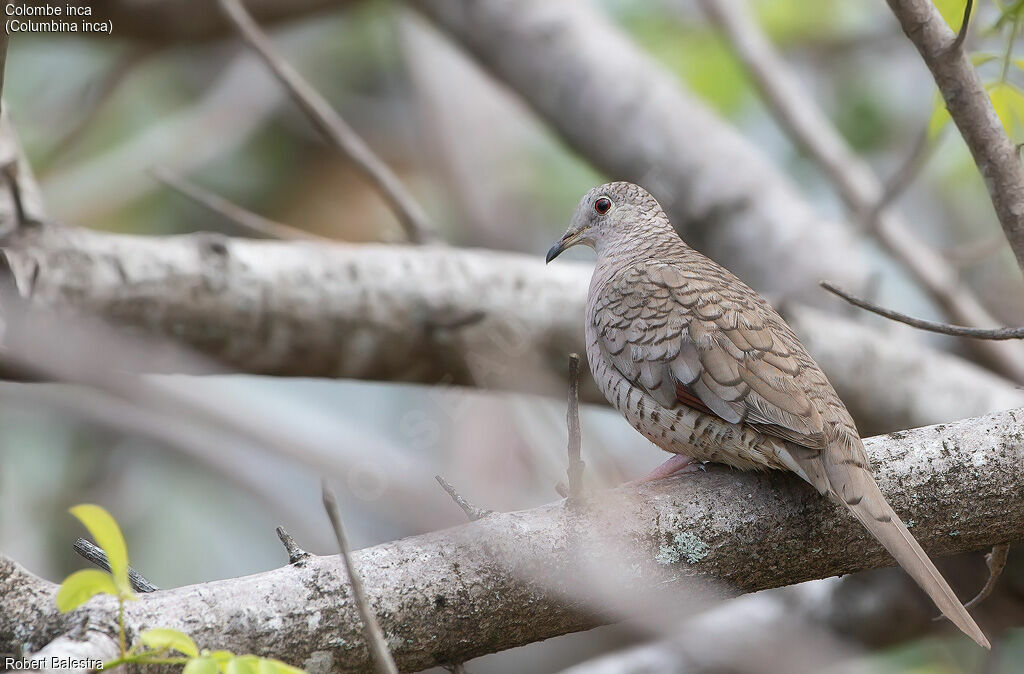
[593,260,825,450]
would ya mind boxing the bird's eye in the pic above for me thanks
[594,197,612,215]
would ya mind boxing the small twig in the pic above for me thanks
[701,0,1024,382]
[949,0,974,53]
[153,168,325,241]
[73,538,160,593]
[821,281,1024,339]
[564,353,585,503]
[321,481,399,674]
[935,543,1008,622]
[275,526,311,565]
[860,125,936,232]
[966,544,1010,610]
[434,475,491,521]
[884,0,1024,277]
[216,0,437,245]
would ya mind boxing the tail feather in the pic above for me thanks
[834,463,990,649]
[779,441,989,648]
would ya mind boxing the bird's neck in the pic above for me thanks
[595,226,682,265]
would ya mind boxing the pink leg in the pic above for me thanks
[628,454,702,485]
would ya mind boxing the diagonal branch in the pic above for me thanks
[216,0,438,244]
[153,167,328,241]
[883,0,1024,274]
[698,0,1024,381]
[5,408,1023,672]
[822,281,1024,339]
[322,483,399,674]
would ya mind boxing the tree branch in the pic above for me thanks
[698,0,1024,381]
[5,222,1024,434]
[322,483,399,674]
[409,0,870,303]
[884,0,1024,274]
[4,408,1023,672]
[153,168,327,241]
[822,281,1024,339]
[217,0,437,244]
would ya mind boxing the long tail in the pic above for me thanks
[828,458,990,648]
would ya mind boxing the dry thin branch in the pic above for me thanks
[698,0,1024,380]
[215,0,437,244]
[565,352,585,503]
[964,543,1010,611]
[434,475,492,521]
[950,0,975,52]
[884,0,1024,273]
[72,538,159,593]
[276,526,311,565]
[822,281,1024,339]
[5,408,1024,672]
[322,482,399,674]
[860,125,935,231]
[153,167,326,241]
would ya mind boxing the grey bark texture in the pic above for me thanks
[3,408,1022,672]
[6,223,1024,435]
[883,0,1024,274]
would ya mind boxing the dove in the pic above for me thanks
[546,181,989,648]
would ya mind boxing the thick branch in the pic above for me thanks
[408,0,869,302]
[699,0,1024,381]
[884,0,1024,273]
[3,409,1023,672]
[5,223,1024,433]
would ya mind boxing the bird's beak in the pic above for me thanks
[546,231,579,264]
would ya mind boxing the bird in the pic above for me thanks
[545,181,989,649]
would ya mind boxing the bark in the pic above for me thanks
[884,0,1024,274]
[6,223,1023,432]
[3,408,1023,672]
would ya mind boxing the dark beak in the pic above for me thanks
[546,231,579,263]
[545,240,565,264]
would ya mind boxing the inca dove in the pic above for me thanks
[546,181,989,648]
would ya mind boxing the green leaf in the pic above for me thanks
[988,82,1024,139]
[928,97,952,138]
[225,655,259,674]
[69,504,132,596]
[140,629,199,658]
[995,0,1024,28]
[55,569,119,612]
[183,657,220,674]
[933,0,971,32]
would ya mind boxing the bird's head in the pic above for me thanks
[546,181,666,263]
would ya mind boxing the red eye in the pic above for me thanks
[594,197,612,214]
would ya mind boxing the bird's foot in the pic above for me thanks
[627,454,704,485]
